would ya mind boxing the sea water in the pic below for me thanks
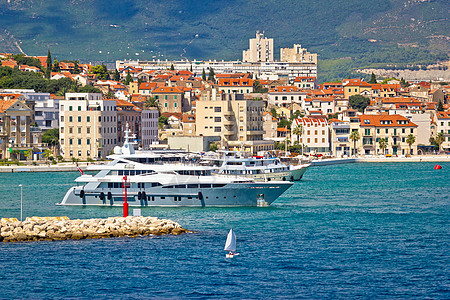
[0,162,448,298]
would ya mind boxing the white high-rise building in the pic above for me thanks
[243,31,274,63]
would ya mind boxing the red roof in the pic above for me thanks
[359,114,417,127]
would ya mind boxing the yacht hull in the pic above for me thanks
[59,182,293,207]
[217,165,308,182]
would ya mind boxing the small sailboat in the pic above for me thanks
[224,229,240,258]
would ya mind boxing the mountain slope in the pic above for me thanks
[0,0,448,79]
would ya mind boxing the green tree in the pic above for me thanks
[190,65,193,72]
[253,80,268,93]
[349,95,370,113]
[52,59,60,72]
[125,70,133,84]
[202,68,206,81]
[43,149,53,163]
[437,100,444,112]
[349,130,360,156]
[406,134,415,155]
[208,67,215,81]
[278,118,291,128]
[12,54,42,69]
[158,115,168,129]
[91,64,109,80]
[113,69,120,81]
[209,142,218,152]
[368,72,377,84]
[270,108,278,118]
[435,132,445,153]
[145,97,160,111]
[45,49,52,79]
[73,61,81,74]
[24,149,33,161]
[170,64,175,71]
[42,128,59,155]
[378,137,388,155]
[292,124,304,155]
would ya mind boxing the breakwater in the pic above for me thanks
[0,216,189,242]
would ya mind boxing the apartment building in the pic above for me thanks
[267,86,306,108]
[291,117,329,154]
[293,76,317,89]
[60,93,117,160]
[141,108,159,149]
[196,90,273,153]
[357,114,418,156]
[303,97,335,115]
[2,89,58,131]
[151,87,187,113]
[217,78,254,94]
[0,97,36,160]
[243,31,274,63]
[343,79,372,99]
[280,45,317,64]
[435,112,450,152]
[116,99,141,145]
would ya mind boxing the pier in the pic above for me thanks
[0,216,189,242]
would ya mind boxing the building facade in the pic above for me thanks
[60,93,117,160]
[243,31,274,63]
[141,108,159,149]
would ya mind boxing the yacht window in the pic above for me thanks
[175,185,185,188]
[118,170,124,175]
[124,170,130,176]
[187,184,198,188]
[114,183,120,188]
[130,170,135,176]
[151,182,162,187]
[108,183,113,188]
[200,184,211,188]
[212,184,226,188]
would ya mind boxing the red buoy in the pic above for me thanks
[434,164,442,170]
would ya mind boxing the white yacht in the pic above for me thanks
[59,128,293,207]
[201,151,310,182]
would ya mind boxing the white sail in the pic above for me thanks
[224,229,237,251]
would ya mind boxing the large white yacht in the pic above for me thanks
[59,128,293,207]
[200,151,310,182]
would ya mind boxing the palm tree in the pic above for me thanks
[349,130,360,157]
[292,124,304,154]
[378,138,388,155]
[145,96,160,112]
[406,134,415,155]
[435,132,445,153]
[24,149,33,162]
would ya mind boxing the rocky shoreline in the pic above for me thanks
[0,216,190,242]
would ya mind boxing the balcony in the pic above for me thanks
[223,111,233,116]
[246,130,264,135]
[223,119,234,126]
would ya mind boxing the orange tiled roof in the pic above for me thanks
[151,87,184,94]
[269,86,299,93]
[359,114,417,127]
[436,112,450,119]
[217,78,254,87]
[0,99,17,113]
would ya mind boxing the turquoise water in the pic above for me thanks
[0,163,448,298]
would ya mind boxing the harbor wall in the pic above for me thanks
[0,216,189,242]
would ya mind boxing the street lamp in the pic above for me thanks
[19,184,23,221]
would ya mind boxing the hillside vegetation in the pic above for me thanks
[0,0,448,81]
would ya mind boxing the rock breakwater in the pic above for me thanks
[0,216,189,242]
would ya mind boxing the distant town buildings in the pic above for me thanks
[243,31,274,63]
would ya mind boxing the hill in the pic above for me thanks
[0,0,448,81]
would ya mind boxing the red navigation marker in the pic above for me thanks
[122,175,130,217]
[434,164,442,170]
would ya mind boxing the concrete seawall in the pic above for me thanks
[0,216,190,242]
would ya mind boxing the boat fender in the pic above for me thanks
[138,191,142,200]
[198,192,203,200]
[282,177,286,181]
[100,192,105,200]
[142,192,146,200]
[107,192,112,200]
[290,176,294,181]
[80,190,85,198]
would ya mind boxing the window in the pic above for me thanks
[87,139,90,145]
[69,116,73,122]
[69,106,73,111]
[69,139,73,145]
[174,103,177,108]
[174,95,177,100]
[214,127,221,132]
[61,116,64,122]
[87,116,90,122]
[69,127,73,134]
[78,150,82,157]
[87,127,90,134]
[77,116,81,122]
[164,95,167,100]
[165,103,168,107]
[215,117,221,122]
[78,139,82,145]
[78,106,81,111]
[214,107,221,112]
[78,127,81,134]
[385,129,388,134]
[98,116,101,122]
